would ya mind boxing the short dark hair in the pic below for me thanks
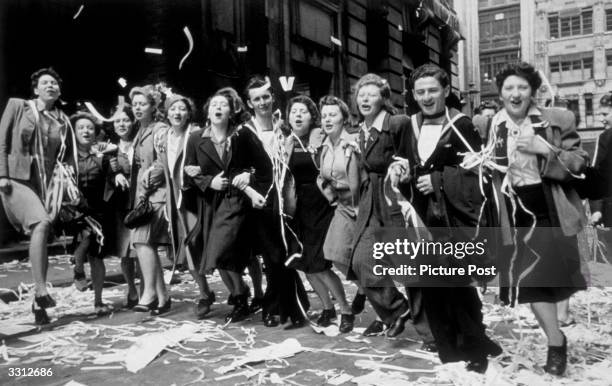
[353,73,397,118]
[495,62,542,96]
[203,87,244,128]
[410,64,449,89]
[30,67,62,94]
[287,95,320,130]
[244,75,275,101]
[319,95,350,124]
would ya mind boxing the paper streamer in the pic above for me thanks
[178,26,194,70]
[145,47,163,55]
[84,102,113,122]
[73,5,84,20]
[330,36,342,47]
[237,46,248,52]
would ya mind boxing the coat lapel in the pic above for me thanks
[199,138,225,170]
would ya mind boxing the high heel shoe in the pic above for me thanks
[339,314,355,333]
[316,308,337,327]
[151,297,172,316]
[34,294,56,309]
[133,298,158,312]
[351,293,366,315]
[387,312,410,338]
[126,295,139,309]
[544,333,567,376]
[32,304,50,325]
[263,314,279,327]
[284,316,306,330]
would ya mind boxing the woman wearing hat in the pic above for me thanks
[128,85,172,315]
[0,68,77,324]
[69,111,113,315]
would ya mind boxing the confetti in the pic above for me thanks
[117,77,127,88]
[330,36,342,47]
[144,47,163,55]
[84,102,113,123]
[72,4,84,20]
[178,26,194,70]
[237,46,248,52]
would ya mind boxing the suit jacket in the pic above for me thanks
[589,129,612,225]
[0,98,76,184]
[129,120,168,205]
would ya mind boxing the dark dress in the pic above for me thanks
[241,120,310,323]
[183,126,256,274]
[104,146,133,257]
[288,145,333,274]
[397,109,499,364]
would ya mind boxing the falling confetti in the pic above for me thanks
[237,46,248,52]
[330,36,342,47]
[84,102,113,122]
[178,26,194,70]
[117,77,127,88]
[72,4,84,20]
[144,47,163,55]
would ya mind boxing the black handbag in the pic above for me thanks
[123,197,154,229]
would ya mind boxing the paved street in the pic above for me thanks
[1,255,611,385]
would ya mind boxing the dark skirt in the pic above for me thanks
[502,184,586,304]
[289,183,333,274]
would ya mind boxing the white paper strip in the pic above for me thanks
[178,26,194,70]
[330,36,342,47]
[73,5,84,20]
[237,46,248,52]
[117,77,127,88]
[84,102,113,122]
[145,47,163,55]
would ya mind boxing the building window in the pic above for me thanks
[606,9,612,31]
[480,52,517,84]
[550,54,593,82]
[548,7,593,39]
[479,8,520,49]
[585,93,594,128]
[295,0,335,47]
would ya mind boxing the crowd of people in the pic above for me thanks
[1,61,608,376]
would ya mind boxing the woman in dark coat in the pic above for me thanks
[284,95,354,332]
[396,64,501,372]
[184,87,267,323]
[242,76,310,329]
[483,62,587,376]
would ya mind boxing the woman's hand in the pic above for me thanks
[590,211,603,226]
[184,165,202,177]
[232,172,251,190]
[244,186,266,209]
[416,174,434,195]
[210,171,228,191]
[516,134,551,156]
[114,173,129,190]
[109,157,120,173]
[0,178,12,194]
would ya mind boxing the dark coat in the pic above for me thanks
[183,125,268,273]
[590,129,612,226]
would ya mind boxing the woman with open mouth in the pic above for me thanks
[483,62,588,375]
[183,87,268,323]
[283,95,354,333]
[0,68,77,325]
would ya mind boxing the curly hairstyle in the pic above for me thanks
[217,87,251,124]
[495,62,542,96]
[352,73,397,118]
[319,95,351,125]
[409,64,450,90]
[286,95,320,131]
[164,94,196,126]
[129,85,165,122]
[203,87,244,128]
[30,67,63,95]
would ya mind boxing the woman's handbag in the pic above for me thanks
[123,196,154,229]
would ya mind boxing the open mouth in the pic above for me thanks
[510,100,522,108]
[214,112,223,118]
[360,104,371,112]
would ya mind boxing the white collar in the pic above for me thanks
[362,110,387,133]
[497,105,541,124]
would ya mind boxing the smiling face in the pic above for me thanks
[320,104,344,139]
[356,84,384,120]
[412,76,449,116]
[288,102,312,137]
[247,87,274,118]
[131,94,154,122]
[75,118,96,148]
[113,111,133,140]
[168,100,190,129]
[598,105,612,130]
[500,75,533,121]
[34,74,61,104]
[208,95,231,127]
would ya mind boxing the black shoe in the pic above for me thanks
[543,333,567,376]
[95,302,113,316]
[151,297,172,316]
[363,320,387,336]
[316,308,337,327]
[133,298,158,312]
[194,298,213,319]
[225,295,250,323]
[339,314,355,333]
[466,358,488,373]
[284,316,306,330]
[484,337,503,357]
[249,297,264,314]
[420,341,438,353]
[227,294,236,306]
[126,295,139,309]
[351,293,366,315]
[263,314,280,327]
[32,304,50,325]
[34,294,56,309]
[387,313,410,338]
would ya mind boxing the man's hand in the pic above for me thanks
[0,178,12,194]
[210,171,228,191]
[114,173,129,190]
[516,134,551,156]
[184,165,201,178]
[416,174,434,195]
